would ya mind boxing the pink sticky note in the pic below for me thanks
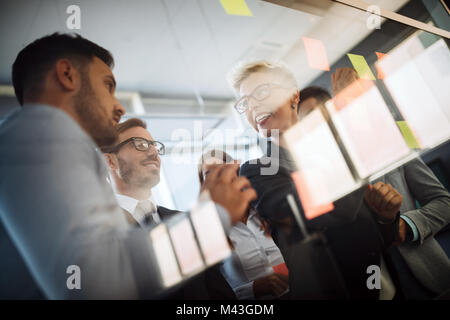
[291,171,334,220]
[273,263,289,277]
[302,37,330,71]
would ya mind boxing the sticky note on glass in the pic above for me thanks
[291,171,335,220]
[327,85,411,178]
[273,263,289,277]
[347,54,376,80]
[302,37,330,71]
[220,0,252,16]
[396,121,421,149]
[168,217,204,276]
[150,224,182,288]
[375,52,387,79]
[283,109,353,218]
[190,200,231,266]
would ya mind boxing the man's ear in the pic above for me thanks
[55,59,80,93]
[103,153,118,170]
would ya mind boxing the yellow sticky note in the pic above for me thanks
[347,53,376,80]
[220,0,253,16]
[397,121,421,149]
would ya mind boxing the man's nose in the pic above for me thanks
[146,144,159,158]
[115,99,126,118]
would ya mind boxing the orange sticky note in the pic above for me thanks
[220,0,253,16]
[375,52,387,79]
[291,171,334,220]
[302,37,330,71]
[347,53,376,80]
[273,263,289,277]
[332,78,374,111]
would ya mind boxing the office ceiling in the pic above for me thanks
[0,0,408,101]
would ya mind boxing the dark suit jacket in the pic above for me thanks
[239,145,398,299]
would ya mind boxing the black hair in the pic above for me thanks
[298,86,332,113]
[12,32,114,105]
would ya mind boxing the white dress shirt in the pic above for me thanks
[221,209,286,299]
[115,193,161,226]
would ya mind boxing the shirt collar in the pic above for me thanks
[115,193,158,214]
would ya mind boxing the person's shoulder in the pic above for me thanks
[240,156,290,178]
[0,104,99,167]
[1,104,86,141]
[239,157,269,177]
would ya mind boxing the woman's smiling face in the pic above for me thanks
[239,71,299,138]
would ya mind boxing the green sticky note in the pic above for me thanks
[220,0,253,16]
[397,121,421,149]
[347,53,376,80]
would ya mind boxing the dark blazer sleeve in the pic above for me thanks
[240,160,369,231]
[240,160,391,299]
[402,158,450,243]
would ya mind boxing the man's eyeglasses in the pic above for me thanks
[102,137,165,155]
[234,83,292,114]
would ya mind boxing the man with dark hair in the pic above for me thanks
[0,33,256,299]
[11,32,122,147]
[101,118,237,299]
[102,117,174,227]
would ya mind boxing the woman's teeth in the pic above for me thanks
[256,113,271,124]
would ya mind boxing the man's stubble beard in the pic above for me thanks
[73,73,118,147]
[118,157,160,190]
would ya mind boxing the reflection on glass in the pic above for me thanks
[378,34,450,149]
[168,218,204,276]
[327,80,411,178]
[190,200,231,265]
[149,224,182,288]
[283,108,355,216]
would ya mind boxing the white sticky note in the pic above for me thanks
[168,218,204,276]
[191,200,231,266]
[149,224,182,288]
[283,109,357,207]
[379,39,450,149]
[327,84,411,178]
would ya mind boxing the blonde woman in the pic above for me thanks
[227,60,408,299]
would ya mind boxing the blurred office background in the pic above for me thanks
[0,0,449,239]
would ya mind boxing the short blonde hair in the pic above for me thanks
[227,60,298,95]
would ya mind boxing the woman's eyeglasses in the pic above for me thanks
[234,83,292,114]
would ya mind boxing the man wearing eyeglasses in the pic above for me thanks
[0,33,257,299]
[101,118,173,227]
[100,118,238,299]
